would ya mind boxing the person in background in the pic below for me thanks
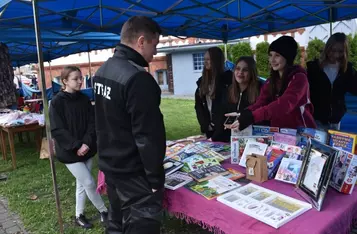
[307,32,357,130]
[225,36,316,131]
[93,16,166,234]
[194,47,232,141]
[212,56,261,142]
[49,66,108,229]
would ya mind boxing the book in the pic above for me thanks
[164,158,184,176]
[239,140,268,167]
[275,158,303,184]
[252,125,279,136]
[280,128,297,136]
[270,141,303,160]
[273,132,297,146]
[231,125,253,136]
[217,183,312,229]
[181,155,220,172]
[187,175,241,200]
[328,130,357,154]
[231,136,272,165]
[297,127,328,146]
[330,150,357,194]
[188,165,229,182]
[266,148,286,179]
[224,168,245,181]
[165,172,193,190]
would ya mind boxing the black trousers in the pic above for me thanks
[105,173,164,234]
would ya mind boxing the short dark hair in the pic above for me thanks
[120,16,162,44]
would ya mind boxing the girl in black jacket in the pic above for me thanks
[49,66,107,229]
[194,47,232,140]
[213,56,261,142]
[307,32,357,130]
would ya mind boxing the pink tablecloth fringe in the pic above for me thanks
[96,170,107,195]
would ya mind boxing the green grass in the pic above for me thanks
[0,99,208,234]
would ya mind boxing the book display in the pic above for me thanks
[163,125,357,229]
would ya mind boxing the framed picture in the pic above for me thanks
[295,139,338,211]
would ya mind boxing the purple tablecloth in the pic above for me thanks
[164,162,357,234]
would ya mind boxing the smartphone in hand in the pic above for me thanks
[224,115,238,125]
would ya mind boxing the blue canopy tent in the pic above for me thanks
[0,28,120,66]
[1,0,357,42]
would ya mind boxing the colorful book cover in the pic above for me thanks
[330,150,357,194]
[252,125,279,136]
[328,130,357,154]
[181,156,220,172]
[270,141,303,160]
[266,148,286,179]
[275,158,302,184]
[187,175,241,200]
[273,132,297,146]
[224,168,245,181]
[197,141,231,158]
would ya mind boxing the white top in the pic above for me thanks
[323,63,339,85]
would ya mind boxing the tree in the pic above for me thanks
[294,42,302,66]
[348,34,357,69]
[255,41,270,79]
[230,42,253,63]
[306,38,325,62]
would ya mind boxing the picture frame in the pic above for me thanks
[295,138,338,211]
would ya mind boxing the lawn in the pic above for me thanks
[0,98,209,234]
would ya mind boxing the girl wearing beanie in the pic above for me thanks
[225,36,316,131]
[307,32,357,130]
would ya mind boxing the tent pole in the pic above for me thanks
[224,43,228,61]
[329,8,333,36]
[87,44,93,88]
[49,61,53,80]
[32,1,64,233]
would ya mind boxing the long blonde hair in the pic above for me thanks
[228,56,260,104]
[320,32,349,73]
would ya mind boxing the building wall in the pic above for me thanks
[171,52,204,96]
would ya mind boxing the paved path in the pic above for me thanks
[0,197,27,234]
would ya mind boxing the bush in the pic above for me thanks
[255,42,270,79]
[230,42,253,63]
[306,38,325,62]
[295,42,302,66]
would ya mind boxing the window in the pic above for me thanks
[193,53,204,71]
[157,70,164,85]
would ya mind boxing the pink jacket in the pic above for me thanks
[248,66,316,129]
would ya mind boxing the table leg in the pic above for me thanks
[18,132,23,143]
[0,130,6,161]
[26,132,31,143]
[35,129,42,152]
[8,131,16,169]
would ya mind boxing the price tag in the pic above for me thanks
[248,167,254,176]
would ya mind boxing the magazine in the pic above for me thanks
[275,158,302,184]
[217,184,312,228]
[330,150,357,194]
[165,172,193,190]
[273,132,297,146]
[328,130,357,154]
[187,175,241,200]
